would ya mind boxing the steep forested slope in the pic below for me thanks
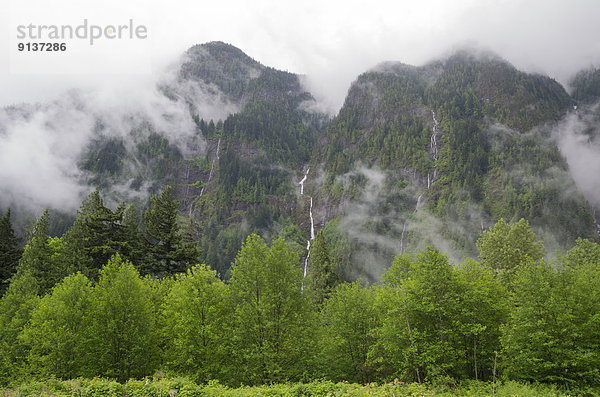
[1,43,599,280]
[313,52,596,278]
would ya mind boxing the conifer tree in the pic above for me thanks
[143,186,198,276]
[17,210,64,293]
[307,231,339,305]
[61,190,134,280]
[0,209,22,294]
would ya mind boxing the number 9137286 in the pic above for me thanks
[17,42,67,51]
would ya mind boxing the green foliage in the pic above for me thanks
[3,377,585,397]
[426,51,572,131]
[60,190,134,279]
[143,186,199,276]
[90,254,158,381]
[570,66,600,103]
[162,264,229,382]
[373,248,509,383]
[217,146,292,203]
[316,51,591,258]
[81,137,127,185]
[21,273,94,379]
[0,209,23,294]
[182,41,264,102]
[1,196,600,390]
[307,231,340,304]
[0,271,40,383]
[501,257,600,385]
[134,130,182,183]
[17,210,66,293]
[375,248,464,381]
[476,218,545,279]
[321,68,430,174]
[436,118,489,200]
[228,234,310,385]
[453,259,509,381]
[559,237,600,269]
[317,282,378,383]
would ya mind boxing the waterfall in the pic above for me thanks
[416,194,422,211]
[399,223,407,254]
[304,240,311,277]
[189,137,221,216]
[303,195,316,277]
[298,167,316,278]
[299,168,309,195]
[309,196,315,239]
[199,137,220,198]
[184,162,191,203]
[428,110,440,189]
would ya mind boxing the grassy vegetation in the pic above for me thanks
[2,377,596,397]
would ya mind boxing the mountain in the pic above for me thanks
[569,66,600,103]
[2,42,599,280]
[311,51,596,278]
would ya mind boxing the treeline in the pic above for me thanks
[81,127,183,190]
[569,66,600,103]
[0,187,198,294]
[321,69,432,175]
[222,67,320,166]
[1,206,599,390]
[426,51,572,131]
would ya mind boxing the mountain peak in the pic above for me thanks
[193,41,262,66]
[180,41,264,101]
[443,47,510,66]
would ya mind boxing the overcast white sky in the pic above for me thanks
[1,0,600,111]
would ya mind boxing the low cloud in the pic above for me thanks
[329,166,480,280]
[554,104,600,208]
[0,55,239,214]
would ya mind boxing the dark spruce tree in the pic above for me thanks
[16,210,57,293]
[143,186,199,276]
[0,209,22,294]
[307,231,339,305]
[60,190,142,280]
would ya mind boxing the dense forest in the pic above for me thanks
[1,42,600,395]
[0,191,599,394]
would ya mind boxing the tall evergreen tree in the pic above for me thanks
[143,186,198,276]
[0,209,23,294]
[122,204,144,267]
[61,190,134,280]
[307,231,339,305]
[17,210,65,293]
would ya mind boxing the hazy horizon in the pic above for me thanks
[2,0,600,111]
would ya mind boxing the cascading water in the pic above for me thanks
[304,197,316,277]
[299,168,309,195]
[298,168,316,277]
[309,196,315,240]
[199,137,220,198]
[184,162,191,202]
[189,138,221,216]
[428,110,440,189]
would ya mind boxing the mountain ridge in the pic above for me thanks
[1,42,599,279]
